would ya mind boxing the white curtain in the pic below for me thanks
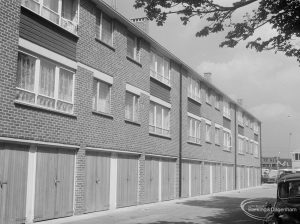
[101,13,112,45]
[43,0,59,12]
[127,33,135,59]
[98,81,111,113]
[125,92,133,120]
[163,108,170,134]
[58,68,73,102]
[39,60,55,98]
[134,95,139,121]
[17,53,35,92]
[164,59,169,82]
[62,0,76,21]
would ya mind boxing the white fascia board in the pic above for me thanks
[150,95,171,108]
[78,62,113,84]
[126,83,149,96]
[19,38,77,70]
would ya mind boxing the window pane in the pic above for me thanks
[98,81,111,114]
[156,105,162,134]
[125,92,133,120]
[127,33,135,58]
[43,0,59,12]
[164,59,169,81]
[150,52,155,73]
[61,0,76,21]
[149,102,155,127]
[134,95,139,121]
[157,55,163,78]
[197,122,201,140]
[58,68,73,103]
[17,52,36,92]
[163,108,170,135]
[92,79,97,110]
[101,14,113,45]
[39,60,55,98]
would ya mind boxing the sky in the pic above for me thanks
[105,0,300,158]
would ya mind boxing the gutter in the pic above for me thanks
[179,64,183,198]
[234,104,238,190]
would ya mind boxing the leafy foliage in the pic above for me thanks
[134,0,300,63]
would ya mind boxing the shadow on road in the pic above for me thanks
[176,196,276,224]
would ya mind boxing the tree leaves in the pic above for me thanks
[134,0,300,64]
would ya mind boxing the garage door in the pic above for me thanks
[85,151,110,213]
[117,154,139,208]
[161,158,176,201]
[34,147,75,222]
[221,165,226,192]
[144,157,159,203]
[191,162,201,196]
[212,163,221,193]
[0,143,29,224]
[181,161,189,198]
[202,163,211,195]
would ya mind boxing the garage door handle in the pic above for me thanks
[54,179,60,185]
[0,181,7,188]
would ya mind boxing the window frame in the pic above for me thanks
[16,51,75,114]
[96,11,114,46]
[149,101,171,137]
[206,88,212,105]
[205,122,212,143]
[188,76,201,103]
[127,32,140,62]
[150,50,171,86]
[93,78,112,115]
[215,126,221,146]
[215,94,221,110]
[125,91,140,123]
[21,0,79,34]
[223,101,231,119]
[188,117,201,144]
[223,129,232,151]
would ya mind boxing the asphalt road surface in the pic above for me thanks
[43,184,277,224]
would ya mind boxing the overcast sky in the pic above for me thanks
[106,0,300,158]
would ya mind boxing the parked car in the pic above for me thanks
[263,173,300,224]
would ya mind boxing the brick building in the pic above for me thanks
[0,0,262,223]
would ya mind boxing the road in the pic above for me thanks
[43,184,277,224]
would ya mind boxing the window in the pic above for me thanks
[206,88,212,105]
[244,116,249,126]
[249,142,254,154]
[16,52,74,114]
[21,0,79,34]
[150,51,170,85]
[93,79,111,114]
[127,32,140,62]
[223,101,231,119]
[215,127,221,145]
[295,154,299,161]
[205,123,212,142]
[254,122,259,133]
[188,117,201,144]
[215,94,221,110]
[238,136,244,154]
[223,130,232,151]
[245,139,249,154]
[188,76,201,102]
[254,143,259,157]
[238,111,244,125]
[125,92,139,122]
[149,102,170,136]
[96,11,113,46]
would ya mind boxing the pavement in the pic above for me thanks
[41,184,277,224]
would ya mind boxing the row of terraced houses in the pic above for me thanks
[0,0,262,223]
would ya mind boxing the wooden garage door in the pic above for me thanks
[34,147,75,222]
[0,143,29,224]
[117,154,138,208]
[161,158,176,201]
[181,161,189,198]
[85,151,110,213]
[213,163,221,193]
[191,162,201,196]
[144,157,159,203]
[202,163,211,195]
[221,165,226,192]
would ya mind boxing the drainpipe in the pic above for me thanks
[234,104,237,190]
[179,64,183,198]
